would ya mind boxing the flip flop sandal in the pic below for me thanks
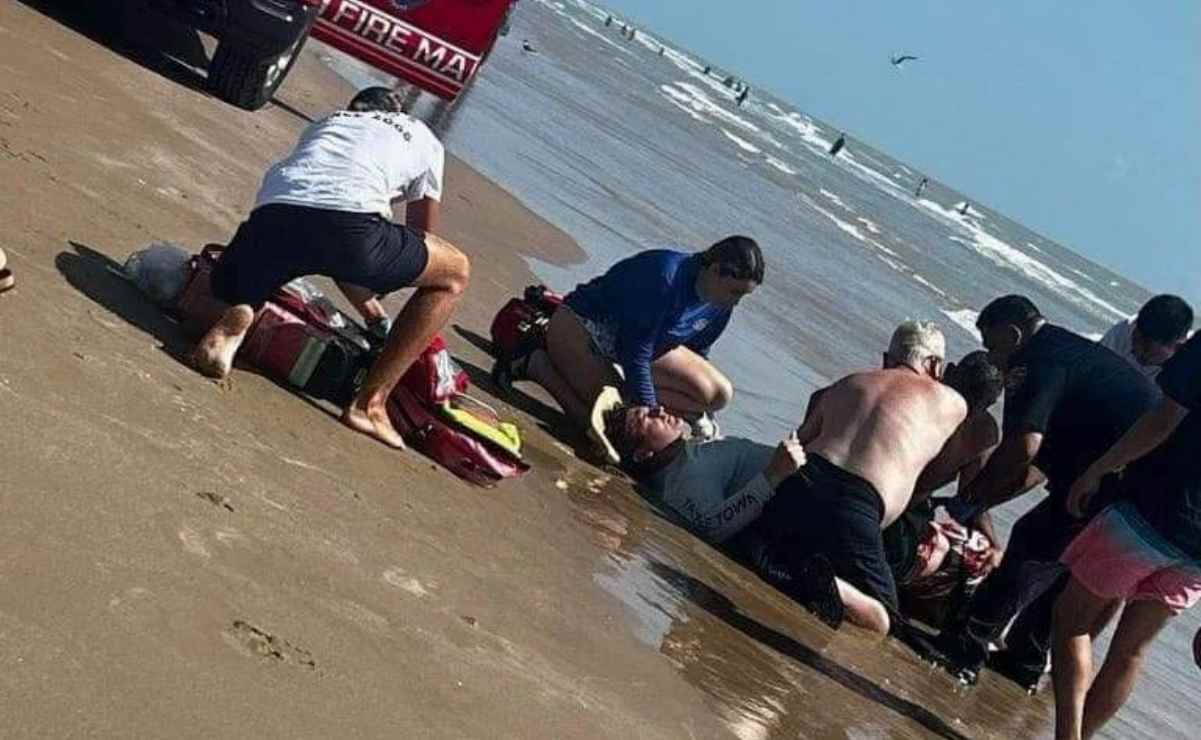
[587,385,624,464]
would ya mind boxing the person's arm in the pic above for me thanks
[1066,396,1190,516]
[962,361,1065,510]
[683,310,731,358]
[397,130,444,233]
[794,386,828,446]
[335,282,388,325]
[1096,319,1125,354]
[959,430,1044,509]
[915,414,998,500]
[404,196,440,234]
[615,255,687,407]
[618,318,664,407]
[972,509,999,547]
[763,431,806,488]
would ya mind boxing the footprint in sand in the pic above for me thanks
[383,567,430,598]
[196,491,234,512]
[177,525,210,559]
[222,620,316,669]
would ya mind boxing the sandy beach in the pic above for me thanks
[0,3,1066,738]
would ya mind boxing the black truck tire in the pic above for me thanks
[209,34,307,111]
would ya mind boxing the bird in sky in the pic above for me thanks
[890,54,919,68]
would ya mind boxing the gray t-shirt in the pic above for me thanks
[646,437,776,543]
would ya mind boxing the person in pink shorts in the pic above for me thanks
[1051,330,1201,740]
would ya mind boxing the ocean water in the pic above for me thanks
[315,1,1197,737]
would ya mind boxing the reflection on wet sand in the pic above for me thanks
[563,474,1053,739]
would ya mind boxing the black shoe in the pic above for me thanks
[988,649,1045,695]
[795,555,846,630]
[755,550,845,630]
[928,629,989,686]
[491,334,542,391]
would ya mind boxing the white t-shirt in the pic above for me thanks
[254,110,444,218]
[1098,318,1161,382]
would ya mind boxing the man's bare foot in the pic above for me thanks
[341,398,407,449]
[190,305,254,379]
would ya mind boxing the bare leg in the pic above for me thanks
[835,578,891,634]
[532,308,622,428]
[525,348,591,423]
[335,281,388,324]
[190,305,255,379]
[1051,577,1115,740]
[342,233,469,448]
[1080,599,1173,739]
[650,345,734,419]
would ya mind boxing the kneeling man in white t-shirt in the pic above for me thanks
[192,87,470,449]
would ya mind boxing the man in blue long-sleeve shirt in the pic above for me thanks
[494,236,763,449]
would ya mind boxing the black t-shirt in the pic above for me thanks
[1129,332,1201,559]
[1003,324,1157,497]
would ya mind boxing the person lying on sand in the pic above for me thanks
[493,238,763,443]
[600,324,994,634]
[596,349,1003,548]
[190,87,471,449]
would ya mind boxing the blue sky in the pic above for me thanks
[599,0,1200,306]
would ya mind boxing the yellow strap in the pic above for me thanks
[439,403,523,457]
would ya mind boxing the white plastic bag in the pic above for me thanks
[123,241,192,305]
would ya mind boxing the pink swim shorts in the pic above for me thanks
[1061,501,1201,614]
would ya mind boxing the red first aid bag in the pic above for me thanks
[489,285,563,360]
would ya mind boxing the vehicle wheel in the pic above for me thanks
[209,34,307,111]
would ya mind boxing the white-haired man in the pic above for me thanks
[735,321,973,634]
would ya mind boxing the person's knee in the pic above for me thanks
[445,248,470,296]
[695,370,733,410]
[422,235,471,296]
[709,372,734,410]
[1053,579,1102,640]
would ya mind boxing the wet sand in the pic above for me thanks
[1,2,1055,738]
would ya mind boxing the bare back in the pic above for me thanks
[798,368,967,526]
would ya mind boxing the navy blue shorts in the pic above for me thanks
[211,203,430,307]
[747,454,899,614]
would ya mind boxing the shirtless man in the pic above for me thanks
[736,321,985,634]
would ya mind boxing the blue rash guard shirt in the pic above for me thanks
[564,249,732,407]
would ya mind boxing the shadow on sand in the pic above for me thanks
[55,242,342,424]
[648,561,972,740]
[450,323,595,447]
[56,242,196,362]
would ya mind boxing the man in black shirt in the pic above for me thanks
[1051,331,1201,740]
[927,295,1158,689]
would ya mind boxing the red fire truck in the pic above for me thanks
[311,0,515,102]
[145,1,516,112]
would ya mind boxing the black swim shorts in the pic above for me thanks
[750,454,899,615]
[211,203,430,307]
